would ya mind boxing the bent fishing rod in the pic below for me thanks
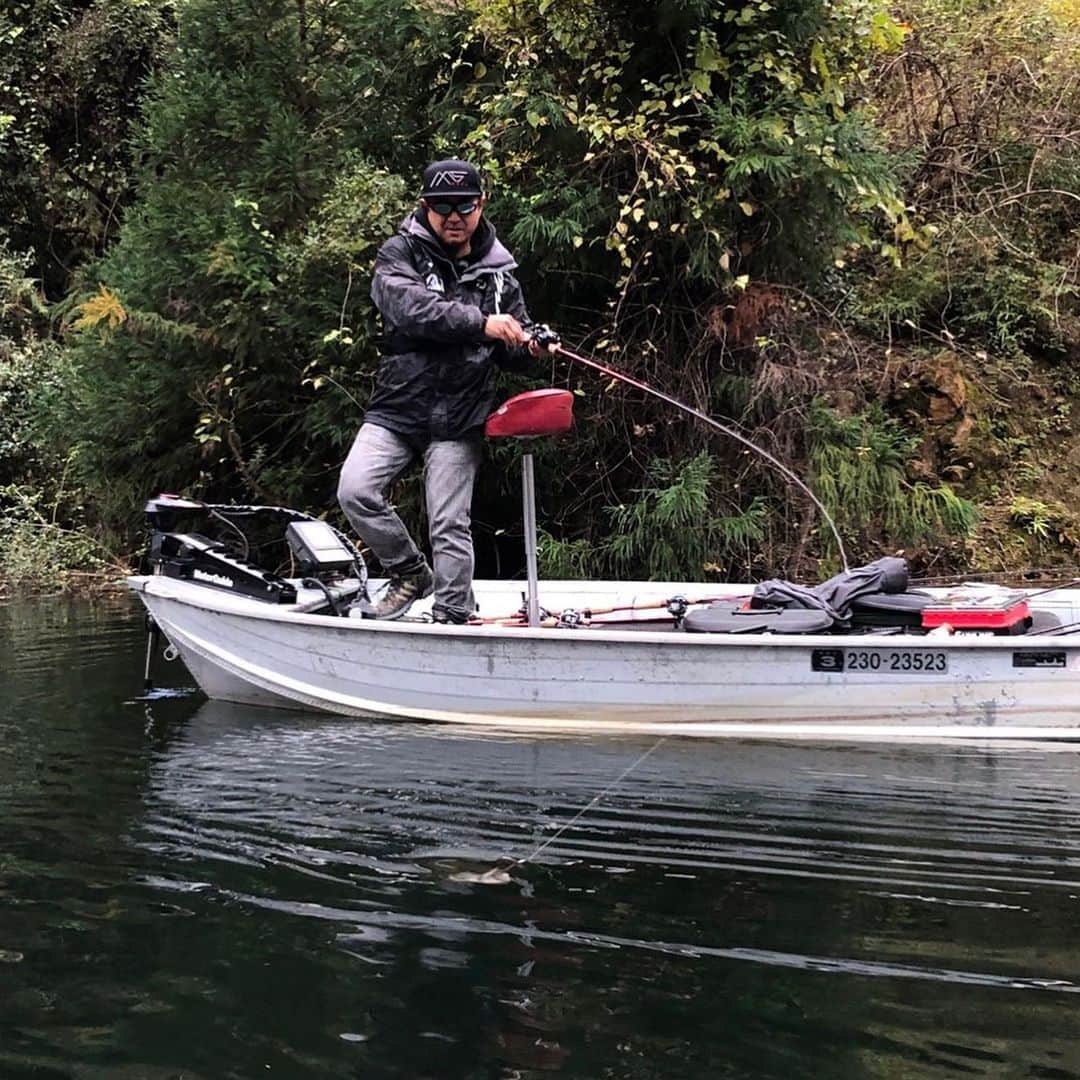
[531,327,850,572]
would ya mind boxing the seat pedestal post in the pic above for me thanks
[484,389,575,630]
[522,453,540,627]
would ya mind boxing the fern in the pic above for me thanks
[539,530,596,579]
[71,285,127,333]
[602,453,769,579]
[809,401,977,547]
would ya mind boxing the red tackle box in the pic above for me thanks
[921,590,1031,631]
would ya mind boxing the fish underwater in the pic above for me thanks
[447,866,514,886]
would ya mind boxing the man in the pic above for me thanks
[338,158,542,623]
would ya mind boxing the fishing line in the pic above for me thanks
[1019,578,1080,601]
[549,340,850,572]
[913,570,1080,588]
[509,736,668,869]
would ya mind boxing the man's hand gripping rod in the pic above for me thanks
[529,325,849,572]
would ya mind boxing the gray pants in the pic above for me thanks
[337,423,483,620]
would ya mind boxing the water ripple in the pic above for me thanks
[6,602,1080,1077]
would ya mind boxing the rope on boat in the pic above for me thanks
[507,736,669,870]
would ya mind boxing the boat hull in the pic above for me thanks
[131,576,1080,739]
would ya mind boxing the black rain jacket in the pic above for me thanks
[365,211,532,442]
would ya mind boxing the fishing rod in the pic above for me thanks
[531,328,850,572]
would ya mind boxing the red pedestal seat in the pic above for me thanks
[485,389,574,438]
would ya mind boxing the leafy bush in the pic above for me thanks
[38,0,914,572]
[808,401,977,551]
[0,0,175,297]
[0,245,114,587]
[14,0,1058,586]
[603,453,770,580]
[849,0,1080,357]
[0,485,115,593]
[55,0,429,525]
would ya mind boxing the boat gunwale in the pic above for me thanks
[128,575,1080,652]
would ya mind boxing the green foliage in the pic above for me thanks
[0,245,68,485]
[5,0,1065,587]
[846,0,1080,358]
[1009,497,1054,539]
[54,0,431,521]
[428,0,909,574]
[446,0,905,302]
[0,484,114,592]
[0,0,175,297]
[808,401,977,548]
[602,453,769,580]
[0,243,111,586]
[0,336,64,484]
[538,530,595,580]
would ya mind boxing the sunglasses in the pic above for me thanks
[426,199,480,217]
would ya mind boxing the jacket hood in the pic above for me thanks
[400,212,517,275]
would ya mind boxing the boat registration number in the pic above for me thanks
[811,649,949,674]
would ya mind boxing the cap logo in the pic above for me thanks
[431,170,468,187]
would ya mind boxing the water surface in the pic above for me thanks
[2,597,1080,1078]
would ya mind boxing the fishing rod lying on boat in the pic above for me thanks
[530,326,850,572]
[479,590,752,628]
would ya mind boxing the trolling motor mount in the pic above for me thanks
[150,531,298,604]
[143,495,368,605]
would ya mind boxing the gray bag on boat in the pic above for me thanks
[751,557,909,623]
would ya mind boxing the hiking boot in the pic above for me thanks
[431,608,474,625]
[371,562,434,620]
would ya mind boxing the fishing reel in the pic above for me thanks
[666,595,690,626]
[556,608,586,629]
[530,324,561,351]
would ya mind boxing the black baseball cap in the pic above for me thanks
[420,159,484,199]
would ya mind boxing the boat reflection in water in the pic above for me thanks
[135,699,1080,1077]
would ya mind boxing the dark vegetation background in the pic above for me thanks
[2,0,1079,592]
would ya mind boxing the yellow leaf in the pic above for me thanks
[72,285,127,332]
[206,242,237,277]
[738,201,754,216]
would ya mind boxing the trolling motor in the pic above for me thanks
[143,496,367,605]
[140,496,369,690]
